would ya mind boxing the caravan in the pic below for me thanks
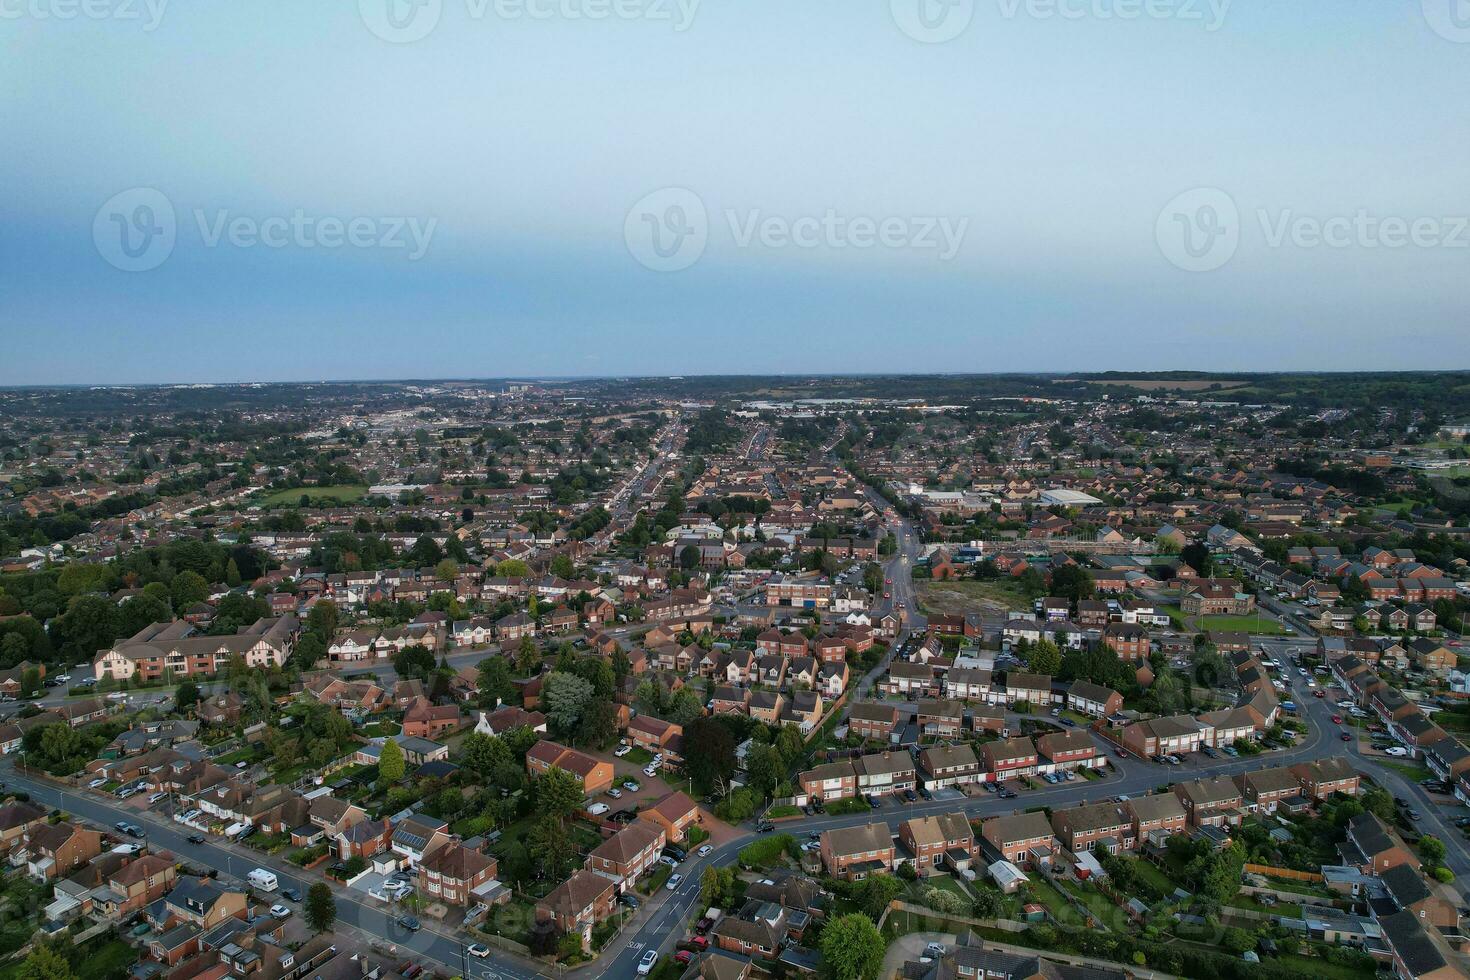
[247,868,279,892]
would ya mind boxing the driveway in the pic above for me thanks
[882,931,954,980]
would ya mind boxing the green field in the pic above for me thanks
[1202,614,1288,636]
[256,484,367,507]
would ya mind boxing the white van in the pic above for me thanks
[247,869,279,892]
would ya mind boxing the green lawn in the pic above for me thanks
[766,805,800,818]
[1382,761,1433,783]
[824,797,872,816]
[256,484,367,507]
[923,874,969,897]
[1157,605,1188,628]
[1274,953,1376,980]
[1058,880,1120,929]
[1132,858,1176,897]
[1202,614,1287,635]
[1026,878,1084,927]
[624,746,654,765]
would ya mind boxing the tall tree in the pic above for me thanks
[683,717,737,795]
[542,671,595,736]
[18,943,74,980]
[535,765,587,818]
[304,883,337,932]
[377,737,405,786]
[820,914,884,980]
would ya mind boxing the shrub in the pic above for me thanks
[738,833,796,868]
[921,887,969,915]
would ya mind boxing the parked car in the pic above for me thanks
[587,803,610,816]
[270,904,291,919]
[606,788,622,799]
[467,944,490,958]
[396,915,421,932]
[619,892,641,909]
[186,833,206,844]
[614,745,632,757]
[697,844,713,857]
[281,887,302,902]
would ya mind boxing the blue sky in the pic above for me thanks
[2,0,1468,384]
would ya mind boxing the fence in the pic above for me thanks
[1244,863,1323,883]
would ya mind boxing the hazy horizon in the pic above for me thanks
[5,1,1470,385]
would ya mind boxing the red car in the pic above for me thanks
[885,578,892,584]
[1314,690,1326,698]
[1340,732,1352,741]
[883,592,890,599]
[1332,715,1343,724]
[675,952,693,965]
